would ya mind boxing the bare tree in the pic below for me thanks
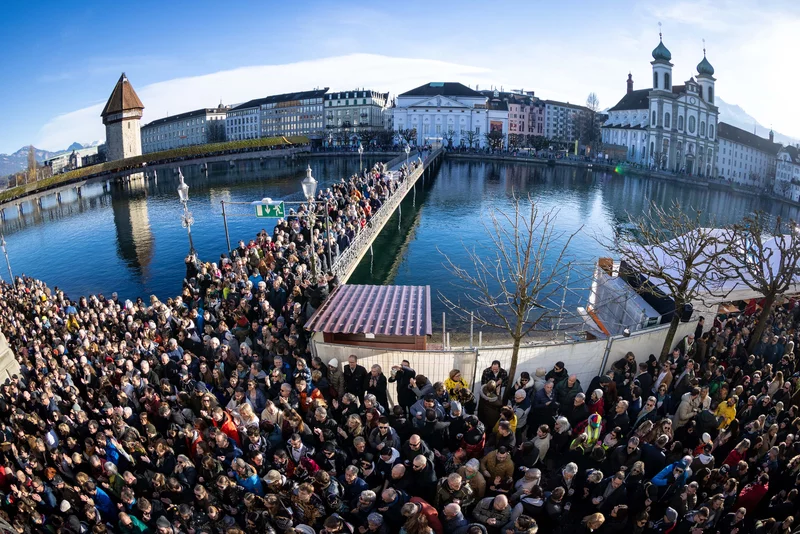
[444,129,456,149]
[723,213,800,351]
[485,130,505,151]
[27,145,37,184]
[396,128,416,145]
[464,129,479,149]
[600,201,728,360]
[440,196,580,401]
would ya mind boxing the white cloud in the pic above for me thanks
[34,54,492,151]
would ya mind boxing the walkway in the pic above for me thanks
[330,148,444,282]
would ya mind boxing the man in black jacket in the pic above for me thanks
[590,472,627,516]
[343,355,368,402]
[388,361,417,413]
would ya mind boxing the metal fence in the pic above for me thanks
[312,316,698,405]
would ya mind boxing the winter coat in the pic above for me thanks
[456,466,487,500]
[435,477,475,508]
[555,378,583,406]
[480,450,514,481]
[472,497,512,528]
[328,367,345,398]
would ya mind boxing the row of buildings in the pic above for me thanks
[96,48,800,202]
[106,74,597,160]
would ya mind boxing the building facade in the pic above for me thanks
[544,100,590,142]
[775,146,800,201]
[101,73,144,161]
[715,123,780,186]
[226,101,262,141]
[324,89,390,145]
[141,106,227,154]
[44,146,101,174]
[225,89,328,142]
[393,82,500,148]
[482,90,543,143]
[602,37,719,176]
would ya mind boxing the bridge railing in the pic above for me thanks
[330,149,442,280]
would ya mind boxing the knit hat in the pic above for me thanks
[328,358,339,368]
[265,470,282,484]
[156,516,171,529]
[515,389,527,399]
[466,459,480,470]
[593,389,604,400]
[589,414,602,428]
[450,401,462,413]
[665,507,678,523]
[702,432,712,444]
[60,500,71,513]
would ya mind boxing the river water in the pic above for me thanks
[2,156,798,329]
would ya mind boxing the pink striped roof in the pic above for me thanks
[306,285,432,336]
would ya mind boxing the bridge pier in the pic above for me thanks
[17,203,23,216]
[57,192,62,204]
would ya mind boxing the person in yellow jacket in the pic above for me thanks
[714,395,737,429]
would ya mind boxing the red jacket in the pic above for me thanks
[723,448,745,468]
[410,497,443,534]
[213,411,241,446]
[736,482,768,514]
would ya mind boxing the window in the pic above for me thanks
[653,72,658,89]
[688,116,696,134]
[664,113,671,129]
[700,122,706,136]
[709,125,714,139]
[652,111,657,126]
[708,87,714,103]
[678,116,684,131]
[664,73,670,88]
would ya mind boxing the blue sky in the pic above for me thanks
[1,0,798,153]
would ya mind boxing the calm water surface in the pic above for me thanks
[3,156,799,329]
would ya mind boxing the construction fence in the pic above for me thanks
[311,319,698,406]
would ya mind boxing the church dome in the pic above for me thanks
[697,56,715,76]
[652,40,672,61]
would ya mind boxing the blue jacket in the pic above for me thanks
[651,460,689,487]
[93,487,116,518]
[236,472,264,496]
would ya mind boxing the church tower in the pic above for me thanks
[101,73,144,162]
[696,44,716,104]
[651,28,673,92]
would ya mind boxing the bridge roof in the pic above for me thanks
[101,73,144,117]
[306,284,432,337]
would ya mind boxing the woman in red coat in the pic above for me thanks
[735,473,769,514]
[722,439,750,467]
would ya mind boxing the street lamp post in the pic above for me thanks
[328,134,333,151]
[405,143,411,169]
[358,142,364,174]
[301,165,320,279]
[176,168,195,255]
[0,233,14,289]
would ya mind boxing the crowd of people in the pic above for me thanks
[1,154,800,534]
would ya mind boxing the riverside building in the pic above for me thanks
[140,105,228,154]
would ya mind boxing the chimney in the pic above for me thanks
[627,73,634,95]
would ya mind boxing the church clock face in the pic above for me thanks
[690,97,697,105]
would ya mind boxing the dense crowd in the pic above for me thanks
[1,155,800,534]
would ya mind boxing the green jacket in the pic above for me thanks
[118,515,151,534]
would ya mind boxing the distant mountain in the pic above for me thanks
[0,146,59,178]
[717,97,799,146]
[67,142,84,151]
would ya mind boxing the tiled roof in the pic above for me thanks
[779,145,800,164]
[608,89,650,112]
[305,285,432,336]
[231,88,329,111]
[718,122,782,155]
[101,73,144,117]
[400,82,482,98]
[544,100,592,112]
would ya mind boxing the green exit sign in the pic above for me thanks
[255,202,285,218]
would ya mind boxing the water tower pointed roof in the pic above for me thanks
[101,73,144,118]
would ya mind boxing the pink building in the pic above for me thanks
[481,90,544,138]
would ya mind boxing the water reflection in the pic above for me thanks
[111,180,154,277]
